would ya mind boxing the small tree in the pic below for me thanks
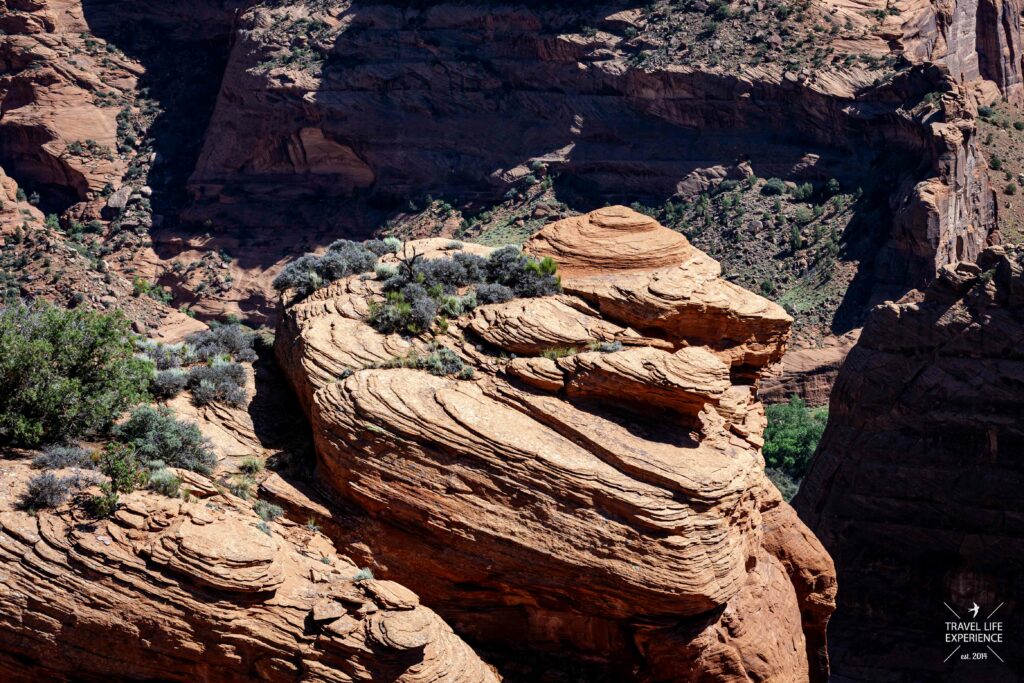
[0,303,152,447]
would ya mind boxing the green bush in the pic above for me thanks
[763,396,828,480]
[98,442,146,493]
[87,484,119,518]
[766,468,800,502]
[761,177,786,195]
[112,406,217,474]
[0,303,152,447]
[375,346,467,377]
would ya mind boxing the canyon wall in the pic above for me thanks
[0,0,1008,331]
[793,245,1024,681]
[190,2,997,290]
[275,207,837,681]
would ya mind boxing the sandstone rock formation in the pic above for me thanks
[277,207,837,681]
[0,457,499,683]
[794,245,1024,681]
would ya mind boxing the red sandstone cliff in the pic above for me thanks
[794,244,1024,681]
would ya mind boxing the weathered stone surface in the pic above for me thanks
[794,246,1024,681]
[526,208,793,374]
[277,209,836,681]
[468,295,625,355]
[523,206,693,276]
[0,458,499,683]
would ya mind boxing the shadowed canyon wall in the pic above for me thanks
[794,245,1024,682]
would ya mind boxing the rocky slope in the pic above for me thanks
[276,207,837,681]
[0,0,1004,328]
[193,0,996,290]
[0,454,499,683]
[793,245,1024,681]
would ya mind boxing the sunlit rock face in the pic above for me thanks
[277,207,837,681]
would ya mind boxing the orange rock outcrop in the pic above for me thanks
[277,207,837,681]
[0,458,499,683]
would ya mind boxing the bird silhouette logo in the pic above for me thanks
[967,602,980,619]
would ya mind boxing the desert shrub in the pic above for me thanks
[87,484,119,517]
[453,252,487,281]
[239,457,263,474]
[186,324,256,363]
[414,257,475,292]
[362,239,394,256]
[98,442,146,493]
[228,474,255,500]
[152,369,188,399]
[273,242,377,297]
[148,468,181,497]
[764,396,828,479]
[1006,182,1017,196]
[112,406,217,474]
[353,568,374,582]
[761,177,786,195]
[541,347,578,360]
[419,347,464,375]
[33,444,95,470]
[21,472,74,509]
[437,294,470,318]
[485,247,560,297]
[587,340,623,353]
[716,179,740,194]
[254,499,283,521]
[369,289,438,335]
[791,182,814,201]
[0,303,152,447]
[375,263,397,280]
[138,341,189,369]
[376,346,466,376]
[187,361,247,407]
[272,254,323,296]
[474,283,514,304]
[978,105,996,118]
[382,236,402,253]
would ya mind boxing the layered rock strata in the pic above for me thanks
[794,245,1024,681]
[0,457,499,683]
[277,207,837,681]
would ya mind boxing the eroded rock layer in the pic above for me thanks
[794,245,1024,681]
[0,458,499,683]
[277,207,837,681]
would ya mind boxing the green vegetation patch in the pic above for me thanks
[763,396,828,500]
[0,303,152,447]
